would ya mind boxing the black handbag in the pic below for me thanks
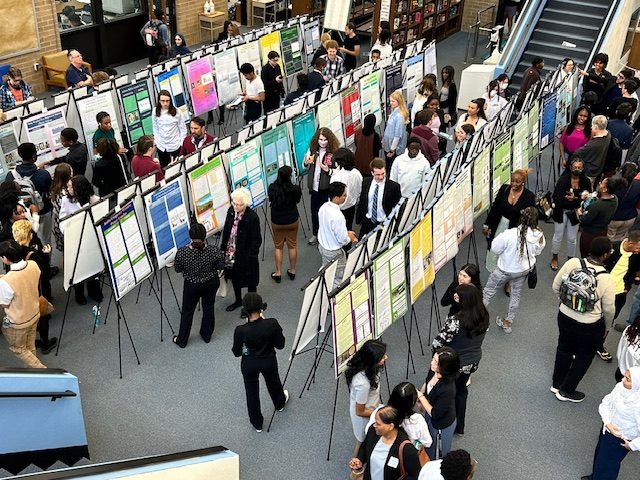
[525,240,537,289]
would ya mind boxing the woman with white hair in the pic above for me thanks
[220,188,262,315]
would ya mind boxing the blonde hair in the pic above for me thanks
[12,219,33,246]
[231,187,251,207]
[390,90,410,125]
[512,168,532,181]
[321,33,331,45]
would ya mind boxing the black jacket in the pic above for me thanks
[232,317,285,359]
[92,154,127,197]
[604,240,640,292]
[307,70,325,92]
[261,63,285,112]
[220,206,262,288]
[552,173,592,223]
[484,184,535,239]
[356,178,402,225]
[356,427,421,480]
[425,369,456,430]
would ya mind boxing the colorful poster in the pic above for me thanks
[145,179,191,269]
[23,107,69,162]
[432,186,459,273]
[227,137,267,208]
[100,201,153,301]
[155,66,190,121]
[373,239,408,337]
[187,155,231,236]
[261,123,294,185]
[472,145,491,219]
[280,26,303,76]
[185,56,219,117]
[117,79,154,146]
[259,31,283,71]
[512,114,529,172]
[539,91,558,150]
[454,165,473,243]
[359,70,383,126]
[332,270,373,377]
[317,96,345,146]
[492,131,511,200]
[340,85,362,147]
[0,121,19,174]
[291,109,316,176]
[213,48,243,106]
[409,211,435,303]
[236,40,263,88]
[528,100,540,160]
[405,52,424,104]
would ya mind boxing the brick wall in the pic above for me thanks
[3,0,61,94]
[176,0,228,46]
[461,0,498,32]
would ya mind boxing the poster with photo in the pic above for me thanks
[317,96,346,146]
[185,56,219,116]
[454,164,473,243]
[472,145,491,219]
[155,66,190,121]
[23,107,69,162]
[0,121,19,176]
[492,131,511,200]
[213,48,243,106]
[187,155,231,236]
[291,109,316,176]
[512,114,529,172]
[359,70,383,126]
[261,123,294,184]
[404,52,424,104]
[409,211,435,304]
[226,137,267,208]
[76,91,124,160]
[373,239,408,337]
[280,25,303,76]
[340,85,362,147]
[236,40,263,89]
[432,187,459,273]
[117,79,154,146]
[539,91,558,150]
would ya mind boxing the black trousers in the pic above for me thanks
[241,355,286,429]
[310,190,329,235]
[232,279,256,304]
[454,371,471,434]
[598,292,627,352]
[175,277,219,347]
[359,217,379,239]
[552,311,604,394]
[341,205,356,231]
[157,148,181,168]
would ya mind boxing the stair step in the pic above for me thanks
[527,40,590,57]
[543,7,605,23]
[546,0,610,16]
[537,18,600,31]
[533,28,597,43]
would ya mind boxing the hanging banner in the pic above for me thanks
[291,109,316,176]
[472,145,491,219]
[317,96,346,146]
[185,56,219,117]
[454,164,473,243]
[155,66,190,121]
[359,70,383,126]
[117,79,154,147]
[409,211,435,304]
[187,155,231,236]
[227,137,267,208]
[432,186,459,273]
[539,91,558,150]
[280,25,304,76]
[512,114,529,171]
[0,121,19,175]
[259,31,284,71]
[23,107,69,162]
[528,100,540,160]
[340,84,362,147]
[492,131,511,200]
[373,239,408,337]
[261,123,294,184]
[100,201,153,301]
[213,48,243,106]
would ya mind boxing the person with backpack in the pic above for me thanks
[551,237,616,403]
[140,9,170,65]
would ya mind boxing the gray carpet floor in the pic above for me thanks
[2,32,639,480]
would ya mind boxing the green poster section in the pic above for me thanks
[280,26,304,77]
[118,79,154,146]
[261,123,294,185]
[372,239,408,338]
[512,114,529,172]
[492,131,511,200]
[291,110,316,176]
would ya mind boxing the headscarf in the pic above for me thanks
[622,366,640,404]
[173,33,191,56]
[362,113,376,136]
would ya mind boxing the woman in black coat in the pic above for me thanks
[221,187,262,314]
[261,51,285,114]
[92,138,127,197]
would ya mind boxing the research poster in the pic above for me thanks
[155,66,190,121]
[261,123,294,184]
[117,79,154,146]
[528,100,540,159]
[259,31,284,71]
[409,211,435,304]
[23,107,68,162]
[303,20,321,68]
[100,201,153,301]
[323,0,352,31]
[405,52,424,104]
[432,187,459,273]
[280,25,303,76]
[187,155,231,236]
[0,121,19,175]
[512,114,529,171]
[227,137,267,208]
[373,239,408,337]
[359,70,383,126]
[185,56,219,116]
[76,91,124,158]
[317,96,346,146]
[62,209,105,290]
[145,179,191,269]
[472,144,491,219]
[236,40,263,88]
[332,270,373,378]
[385,63,403,116]
[340,85,362,147]
[492,131,512,200]
[291,109,316,176]
[424,42,438,76]
[213,48,243,106]
[539,91,558,150]
[454,165,473,243]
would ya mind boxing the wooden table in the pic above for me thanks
[199,11,226,44]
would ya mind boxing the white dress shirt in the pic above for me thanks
[367,179,386,222]
[331,168,362,210]
[599,368,640,451]
[418,460,444,480]
[0,260,27,305]
[318,201,349,250]
[152,108,187,152]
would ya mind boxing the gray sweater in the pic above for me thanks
[572,133,611,178]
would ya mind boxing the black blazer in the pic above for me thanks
[356,178,402,225]
[551,173,592,223]
[425,369,456,430]
[484,184,535,240]
[356,427,421,480]
[220,206,262,288]
[92,155,126,197]
[307,70,326,92]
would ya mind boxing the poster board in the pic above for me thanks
[61,209,105,291]
[261,123,294,184]
[22,108,69,162]
[236,41,263,88]
[359,70,383,126]
[117,78,154,147]
[99,201,153,301]
[226,137,267,208]
[259,31,284,71]
[76,91,124,159]
[290,109,316,176]
[372,239,408,337]
[302,20,321,68]
[280,25,304,77]
[331,269,373,378]
[539,91,558,150]
[492,131,511,200]
[423,42,438,76]
[323,0,353,32]
[512,114,529,171]
[213,48,243,106]
[0,120,19,176]
[453,164,473,243]
[385,64,404,116]
[528,100,540,160]
[432,187,459,273]
[155,66,190,121]
[404,52,425,105]
[340,85,362,147]
[145,178,191,269]
[409,211,435,304]
[185,56,219,116]
[187,155,231,236]
[317,96,346,146]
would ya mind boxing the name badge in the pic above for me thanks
[387,456,399,468]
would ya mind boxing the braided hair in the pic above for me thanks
[517,206,539,259]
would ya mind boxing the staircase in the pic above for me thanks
[509,0,614,92]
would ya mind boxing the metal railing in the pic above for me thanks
[464,5,497,63]
[0,390,77,402]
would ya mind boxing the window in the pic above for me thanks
[102,0,146,22]
[56,0,94,31]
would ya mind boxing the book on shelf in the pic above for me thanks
[424,16,434,29]
[450,5,459,16]
[437,13,447,24]
[426,2,436,14]
[414,11,422,23]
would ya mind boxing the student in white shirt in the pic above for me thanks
[390,136,431,197]
[330,148,362,230]
[481,80,507,121]
[616,315,640,382]
[419,449,477,480]
[152,90,187,168]
[240,63,265,124]
[317,182,357,289]
[369,29,393,62]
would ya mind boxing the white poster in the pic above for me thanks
[405,52,425,105]
[424,42,438,77]
[76,91,123,160]
[432,187,459,273]
[23,107,69,162]
[359,70,383,126]
[323,0,353,31]
[453,164,473,243]
[317,96,346,146]
[236,41,263,89]
[61,209,106,291]
[213,48,243,106]
[0,121,19,176]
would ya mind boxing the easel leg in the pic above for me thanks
[412,305,425,356]
[116,301,141,379]
[326,378,340,461]
[300,325,333,398]
[54,288,73,356]
[402,315,416,379]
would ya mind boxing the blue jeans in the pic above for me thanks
[626,286,640,326]
[590,429,629,480]
[425,415,456,460]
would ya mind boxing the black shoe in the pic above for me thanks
[41,338,58,355]
[597,349,613,362]
[241,310,248,319]
[226,301,242,312]
[555,390,585,403]
[35,339,44,349]
[172,336,186,348]
[218,119,224,125]
[49,266,60,279]
[88,291,104,303]
[580,476,592,480]
[286,269,296,280]
[614,323,628,333]
[75,294,87,305]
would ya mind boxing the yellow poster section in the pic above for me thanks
[259,31,284,72]
[409,211,435,304]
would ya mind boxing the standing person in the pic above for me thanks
[419,449,477,480]
[454,124,475,148]
[140,10,170,65]
[345,339,388,456]
[65,50,93,89]
[572,115,616,187]
[220,188,261,313]
[417,347,460,460]
[517,57,544,107]
[172,33,191,57]
[382,90,410,170]
[504,0,523,34]
[131,135,164,182]
[432,285,489,435]
[580,367,640,480]
[608,165,640,241]
[411,110,440,165]
[307,57,327,92]
[579,52,613,100]
[284,74,308,105]
[340,23,361,71]
[439,66,458,128]
[356,158,402,238]
[92,111,127,155]
[50,163,73,258]
[320,40,345,82]
[559,107,592,170]
[172,223,224,348]
[330,148,363,230]
[48,128,88,176]
[232,293,289,433]
[240,63,265,125]
[303,127,340,244]
[180,117,214,156]
[0,240,44,368]
[369,29,393,61]
[454,99,487,131]
[0,67,34,110]
[550,158,592,270]
[578,177,622,258]
[152,90,186,168]
[483,207,546,333]
[496,73,511,99]
[390,137,430,198]
[616,316,640,381]
[267,166,302,282]
[354,113,382,176]
[411,77,437,127]
[551,237,616,402]
[608,104,635,150]
[441,264,483,317]
[601,69,633,109]
[261,51,285,114]
[481,80,507,121]
[92,139,127,197]
[311,32,331,66]
[608,80,639,118]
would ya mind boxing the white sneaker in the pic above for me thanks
[308,235,318,245]
[278,389,289,411]
[255,428,262,433]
